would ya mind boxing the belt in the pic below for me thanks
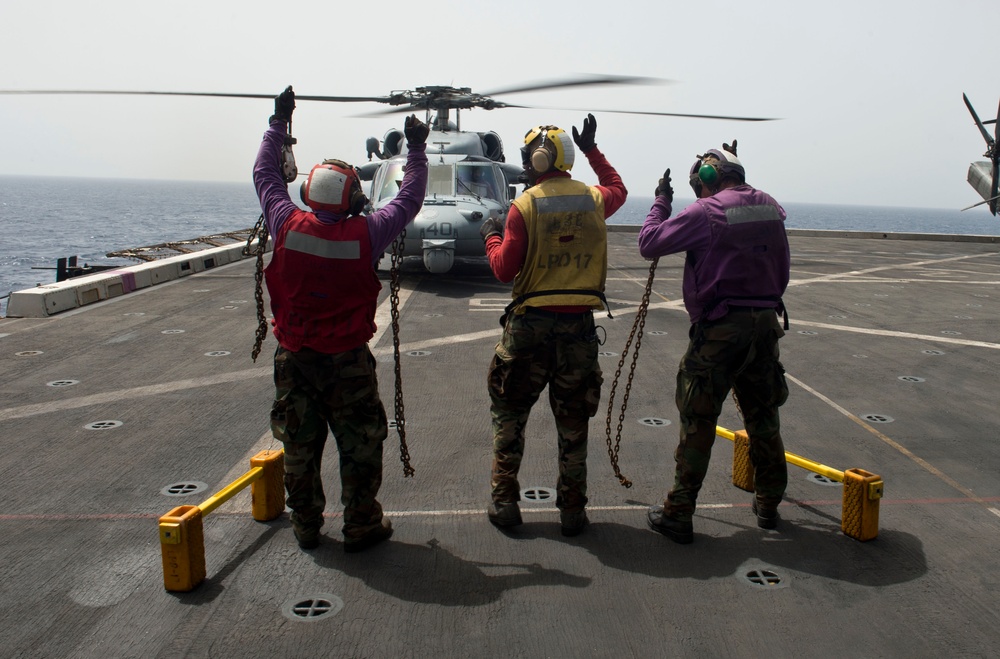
[523,307,593,320]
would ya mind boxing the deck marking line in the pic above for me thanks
[372,282,414,348]
[373,328,501,356]
[790,320,1000,349]
[5,498,1000,522]
[786,373,985,503]
[609,262,674,304]
[790,251,1000,286]
[0,367,270,422]
[0,287,411,423]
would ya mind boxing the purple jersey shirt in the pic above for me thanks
[253,120,428,265]
[639,185,789,322]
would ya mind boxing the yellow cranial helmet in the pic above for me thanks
[521,125,575,173]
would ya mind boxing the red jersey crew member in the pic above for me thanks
[638,144,790,544]
[479,114,627,537]
[253,86,429,552]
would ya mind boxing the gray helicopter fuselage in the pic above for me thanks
[362,128,524,273]
[968,161,994,203]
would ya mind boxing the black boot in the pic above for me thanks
[646,506,694,544]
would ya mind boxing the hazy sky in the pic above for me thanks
[1,0,998,212]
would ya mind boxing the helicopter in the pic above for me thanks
[331,77,778,273]
[962,93,1000,216]
[0,75,777,272]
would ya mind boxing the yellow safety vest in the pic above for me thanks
[509,177,608,314]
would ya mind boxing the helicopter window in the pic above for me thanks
[456,163,500,199]
[376,161,406,201]
[427,165,454,196]
[457,163,500,199]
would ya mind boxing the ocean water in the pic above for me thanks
[0,176,261,314]
[2,175,998,314]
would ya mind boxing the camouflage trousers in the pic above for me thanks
[488,308,603,513]
[664,307,789,522]
[270,344,388,541]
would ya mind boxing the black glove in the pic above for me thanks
[655,168,673,202]
[270,85,295,124]
[479,215,505,241]
[571,113,597,153]
[404,114,429,145]
[723,139,738,156]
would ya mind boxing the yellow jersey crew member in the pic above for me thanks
[479,114,627,537]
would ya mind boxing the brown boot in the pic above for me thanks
[344,518,393,553]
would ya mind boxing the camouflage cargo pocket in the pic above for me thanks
[270,390,310,443]
[771,359,789,408]
[676,367,721,421]
[488,345,535,407]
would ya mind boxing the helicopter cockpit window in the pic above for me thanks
[376,161,406,201]
[427,165,454,197]
[456,163,500,199]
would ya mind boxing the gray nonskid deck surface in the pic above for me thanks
[1,232,998,658]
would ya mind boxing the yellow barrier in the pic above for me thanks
[159,449,285,592]
[717,426,883,542]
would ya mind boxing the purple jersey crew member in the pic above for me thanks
[638,148,791,545]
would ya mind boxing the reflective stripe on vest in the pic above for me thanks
[724,204,783,225]
[284,231,361,259]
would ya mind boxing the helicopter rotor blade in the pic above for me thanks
[960,192,1000,212]
[481,74,669,97]
[0,89,396,104]
[0,82,777,122]
[502,103,778,122]
[990,99,1000,216]
[963,93,995,146]
[353,103,778,122]
[0,89,275,99]
[350,106,417,119]
[994,97,1000,144]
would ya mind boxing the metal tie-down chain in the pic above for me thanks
[603,258,659,488]
[244,213,270,363]
[388,229,414,477]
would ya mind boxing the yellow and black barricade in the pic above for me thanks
[717,426,883,541]
[159,449,285,592]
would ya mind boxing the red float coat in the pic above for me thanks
[264,210,381,353]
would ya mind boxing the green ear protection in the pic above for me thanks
[698,162,720,186]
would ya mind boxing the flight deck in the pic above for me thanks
[1,228,998,657]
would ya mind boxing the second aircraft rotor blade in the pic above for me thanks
[963,93,996,146]
[994,97,1000,144]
